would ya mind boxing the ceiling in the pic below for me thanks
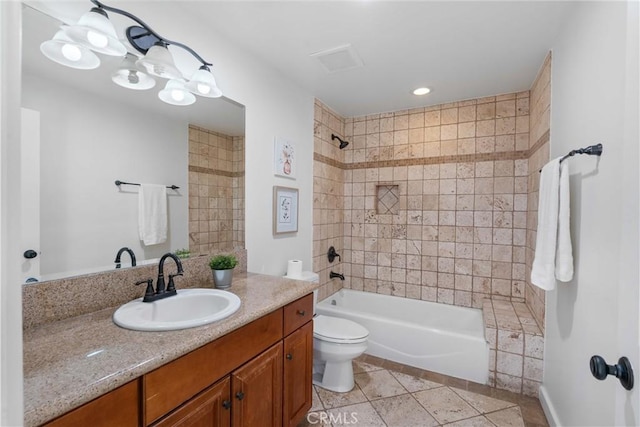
[24,1,578,120]
[177,1,577,117]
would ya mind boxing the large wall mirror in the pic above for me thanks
[20,4,245,283]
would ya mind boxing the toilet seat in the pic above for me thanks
[314,315,369,344]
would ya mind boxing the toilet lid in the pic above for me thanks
[314,315,369,343]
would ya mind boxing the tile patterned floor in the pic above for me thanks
[299,355,549,427]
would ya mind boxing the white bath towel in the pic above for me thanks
[531,157,573,290]
[555,160,574,281]
[138,184,167,246]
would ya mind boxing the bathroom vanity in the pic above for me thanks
[23,273,317,427]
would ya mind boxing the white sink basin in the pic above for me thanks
[113,288,241,332]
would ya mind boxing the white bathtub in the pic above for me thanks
[315,289,489,384]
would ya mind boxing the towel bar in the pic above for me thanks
[539,143,603,172]
[115,180,179,190]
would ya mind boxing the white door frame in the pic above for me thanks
[0,1,25,425]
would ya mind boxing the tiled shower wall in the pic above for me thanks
[525,53,552,331]
[313,101,347,301]
[188,125,245,255]
[232,136,245,249]
[340,93,531,309]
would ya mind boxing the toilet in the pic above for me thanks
[295,271,369,393]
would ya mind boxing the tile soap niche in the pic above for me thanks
[376,184,400,215]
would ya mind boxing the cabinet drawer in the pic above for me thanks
[283,293,313,336]
[144,309,283,425]
[45,380,140,427]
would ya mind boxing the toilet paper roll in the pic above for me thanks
[287,259,303,279]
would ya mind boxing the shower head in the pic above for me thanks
[331,133,350,149]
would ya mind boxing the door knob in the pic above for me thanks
[235,391,245,400]
[23,249,38,259]
[222,400,231,409]
[590,355,634,390]
[286,353,293,360]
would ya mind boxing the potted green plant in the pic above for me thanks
[209,254,238,289]
[174,248,190,259]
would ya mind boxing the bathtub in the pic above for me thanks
[315,289,489,384]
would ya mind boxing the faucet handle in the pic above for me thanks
[135,279,155,299]
[167,273,183,292]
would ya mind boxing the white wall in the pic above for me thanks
[22,74,189,279]
[541,2,638,426]
[123,2,315,276]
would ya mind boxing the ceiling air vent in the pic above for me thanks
[310,44,364,73]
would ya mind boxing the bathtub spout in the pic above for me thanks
[330,271,345,280]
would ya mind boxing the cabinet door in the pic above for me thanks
[283,321,313,427]
[231,342,283,427]
[151,377,231,427]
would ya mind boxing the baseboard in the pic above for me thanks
[539,385,561,427]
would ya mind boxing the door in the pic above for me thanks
[283,321,313,427]
[152,377,231,427]
[231,343,282,427]
[20,107,40,283]
[614,1,639,423]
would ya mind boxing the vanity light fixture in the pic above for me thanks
[135,41,182,80]
[41,0,222,106]
[40,28,101,70]
[413,87,431,96]
[158,79,196,106]
[111,53,156,90]
[62,6,126,57]
[185,65,223,98]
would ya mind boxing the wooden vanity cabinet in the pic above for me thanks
[40,293,314,427]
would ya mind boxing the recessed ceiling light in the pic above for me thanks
[413,87,431,96]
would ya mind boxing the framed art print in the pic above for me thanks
[274,137,296,179]
[273,186,298,234]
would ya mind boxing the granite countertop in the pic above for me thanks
[23,273,318,427]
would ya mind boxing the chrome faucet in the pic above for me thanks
[115,247,136,268]
[135,252,184,303]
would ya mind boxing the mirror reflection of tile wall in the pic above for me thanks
[188,125,245,255]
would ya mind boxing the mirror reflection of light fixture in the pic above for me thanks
[135,41,182,80]
[158,79,196,106]
[40,28,101,70]
[111,53,156,90]
[185,65,222,98]
[40,0,222,106]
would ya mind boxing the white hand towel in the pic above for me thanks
[531,157,574,290]
[138,184,167,246]
[555,160,574,281]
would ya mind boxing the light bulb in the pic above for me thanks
[171,89,185,102]
[413,87,431,96]
[197,83,211,95]
[127,70,139,85]
[61,43,82,61]
[86,30,108,48]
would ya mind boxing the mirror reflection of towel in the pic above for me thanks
[138,184,167,246]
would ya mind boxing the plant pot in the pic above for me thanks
[212,268,234,289]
